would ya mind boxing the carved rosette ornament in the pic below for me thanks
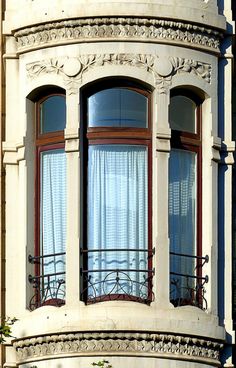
[26,54,211,94]
[13,331,223,365]
[14,17,222,54]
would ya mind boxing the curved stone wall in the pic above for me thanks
[4,0,225,33]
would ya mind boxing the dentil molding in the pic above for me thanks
[14,17,222,54]
[26,54,211,94]
[13,331,223,365]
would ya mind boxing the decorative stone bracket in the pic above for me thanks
[220,140,235,165]
[65,128,80,152]
[26,54,212,95]
[156,135,171,153]
[2,140,25,165]
[212,136,222,163]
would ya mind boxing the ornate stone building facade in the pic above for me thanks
[1,0,236,367]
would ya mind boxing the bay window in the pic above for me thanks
[27,84,210,310]
[28,90,66,310]
[81,82,153,304]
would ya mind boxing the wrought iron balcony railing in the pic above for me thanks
[170,251,209,310]
[81,248,154,304]
[28,252,66,310]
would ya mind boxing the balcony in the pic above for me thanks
[170,252,209,310]
[28,252,66,310]
[81,248,154,304]
[27,249,208,309]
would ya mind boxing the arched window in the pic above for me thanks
[168,90,207,308]
[80,81,153,304]
[28,90,66,310]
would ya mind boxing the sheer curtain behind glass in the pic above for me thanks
[87,145,148,298]
[169,149,196,300]
[41,149,66,299]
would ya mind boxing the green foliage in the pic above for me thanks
[91,360,112,368]
[0,317,17,343]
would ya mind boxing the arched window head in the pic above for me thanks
[169,95,197,134]
[39,95,66,134]
[88,88,148,128]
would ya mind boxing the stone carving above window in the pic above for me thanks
[26,54,212,94]
[13,331,223,365]
[15,17,222,54]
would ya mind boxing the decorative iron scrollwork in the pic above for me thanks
[81,269,154,304]
[28,252,66,310]
[170,252,209,310]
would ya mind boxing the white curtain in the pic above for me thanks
[41,149,66,300]
[169,148,196,300]
[87,145,148,299]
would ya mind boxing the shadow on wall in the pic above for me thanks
[217,0,224,15]
[218,0,236,18]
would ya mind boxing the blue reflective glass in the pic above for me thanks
[88,88,147,128]
[40,95,66,134]
[169,96,196,133]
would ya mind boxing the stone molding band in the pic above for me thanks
[14,17,222,54]
[13,331,223,365]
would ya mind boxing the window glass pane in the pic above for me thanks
[40,95,66,134]
[40,149,66,301]
[169,149,197,302]
[88,88,147,128]
[169,95,196,133]
[87,145,148,299]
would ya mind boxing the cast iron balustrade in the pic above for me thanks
[28,252,66,310]
[170,252,209,310]
[81,248,154,304]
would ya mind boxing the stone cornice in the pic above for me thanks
[14,17,223,54]
[13,331,224,365]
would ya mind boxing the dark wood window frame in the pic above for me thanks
[80,80,153,305]
[169,89,205,308]
[28,91,66,310]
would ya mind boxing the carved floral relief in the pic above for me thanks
[26,54,212,94]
